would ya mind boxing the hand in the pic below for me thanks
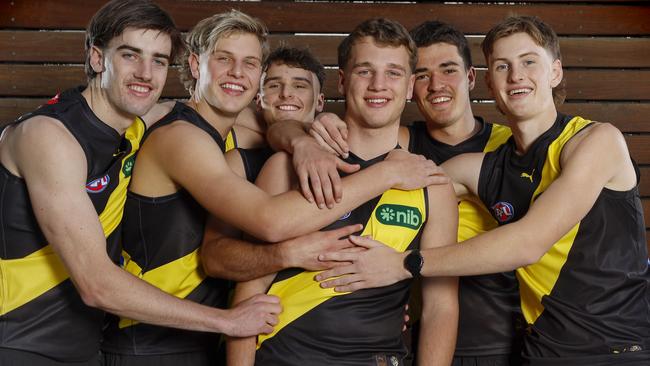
[314,235,411,292]
[281,224,363,270]
[384,149,449,190]
[292,136,360,208]
[223,294,282,337]
[310,112,350,158]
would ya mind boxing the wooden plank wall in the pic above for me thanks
[1,0,649,251]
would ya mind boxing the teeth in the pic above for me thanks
[508,88,530,96]
[278,105,299,111]
[366,98,387,104]
[129,85,150,93]
[221,83,244,91]
[431,96,451,103]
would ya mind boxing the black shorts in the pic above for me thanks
[102,350,222,366]
[523,351,650,366]
[0,348,101,366]
[452,354,522,366]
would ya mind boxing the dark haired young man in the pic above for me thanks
[0,1,281,365]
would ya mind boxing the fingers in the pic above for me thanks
[319,273,361,290]
[297,166,315,204]
[307,166,326,208]
[328,167,343,203]
[348,235,383,249]
[317,250,358,264]
[314,263,354,282]
[310,130,339,155]
[328,223,363,239]
[336,159,360,174]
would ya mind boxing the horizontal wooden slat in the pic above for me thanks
[644,199,650,228]
[640,167,650,197]
[3,65,649,102]
[1,1,649,36]
[3,31,650,69]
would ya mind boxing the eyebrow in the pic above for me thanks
[213,49,262,63]
[491,51,541,63]
[264,76,313,85]
[116,44,170,60]
[352,61,407,72]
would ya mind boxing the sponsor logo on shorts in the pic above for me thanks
[46,93,60,105]
[376,204,422,230]
[491,201,514,223]
[86,174,110,193]
[122,155,135,177]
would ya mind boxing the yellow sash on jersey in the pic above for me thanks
[257,188,427,348]
[515,116,592,324]
[225,130,237,152]
[0,118,146,315]
[457,123,512,242]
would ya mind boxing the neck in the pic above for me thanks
[345,117,400,161]
[186,98,236,140]
[82,81,134,135]
[427,111,479,146]
[509,106,558,154]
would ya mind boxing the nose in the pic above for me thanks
[135,59,152,81]
[508,64,524,83]
[428,72,444,92]
[229,61,243,78]
[279,84,293,99]
[369,72,386,91]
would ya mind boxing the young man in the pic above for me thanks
[0,1,281,365]
[228,18,459,366]
[311,21,524,365]
[318,16,650,366]
[100,11,442,366]
[202,46,361,282]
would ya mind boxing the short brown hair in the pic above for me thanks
[84,0,183,80]
[180,10,269,96]
[482,16,566,106]
[338,18,417,73]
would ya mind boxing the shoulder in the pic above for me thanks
[141,100,176,127]
[562,121,627,162]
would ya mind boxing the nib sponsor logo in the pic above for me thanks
[376,204,422,230]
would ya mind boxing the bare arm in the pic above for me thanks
[266,118,360,206]
[135,122,445,243]
[9,118,279,337]
[227,274,276,366]
[318,123,636,286]
[417,184,459,366]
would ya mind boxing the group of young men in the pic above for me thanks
[0,0,647,365]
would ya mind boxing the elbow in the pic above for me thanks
[76,279,108,309]
[254,210,291,243]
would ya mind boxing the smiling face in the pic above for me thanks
[258,62,324,124]
[95,27,172,118]
[486,32,562,121]
[413,42,475,129]
[339,37,414,130]
[191,32,263,117]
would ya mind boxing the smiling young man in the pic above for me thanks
[228,18,459,366]
[99,11,443,366]
[317,16,650,366]
[0,1,284,365]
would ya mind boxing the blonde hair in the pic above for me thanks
[179,10,269,95]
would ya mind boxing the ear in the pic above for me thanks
[550,58,563,88]
[89,45,105,74]
[467,66,476,92]
[316,93,325,113]
[189,52,200,80]
[406,74,415,100]
[337,69,346,96]
[255,93,263,111]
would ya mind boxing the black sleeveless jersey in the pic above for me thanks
[0,86,145,361]
[101,102,230,355]
[408,119,524,356]
[256,152,429,366]
[238,147,274,183]
[478,114,650,364]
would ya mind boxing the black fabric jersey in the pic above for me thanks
[0,86,145,362]
[239,147,274,183]
[478,114,650,364]
[408,119,524,357]
[101,102,230,355]
[256,151,429,366]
